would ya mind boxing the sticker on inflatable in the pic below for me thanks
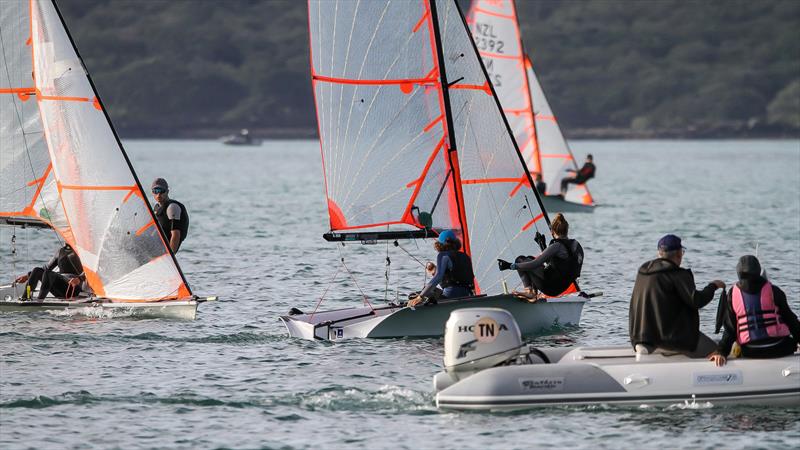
[693,371,743,386]
[519,377,565,393]
[473,317,501,342]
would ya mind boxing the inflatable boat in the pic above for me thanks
[433,308,800,410]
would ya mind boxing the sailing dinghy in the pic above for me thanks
[0,0,209,320]
[280,0,590,340]
[467,0,595,213]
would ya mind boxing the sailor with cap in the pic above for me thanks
[407,230,475,307]
[151,178,189,253]
[629,234,726,358]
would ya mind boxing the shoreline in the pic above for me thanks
[118,126,800,140]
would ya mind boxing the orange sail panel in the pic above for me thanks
[2,0,193,301]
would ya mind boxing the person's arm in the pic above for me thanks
[674,270,720,309]
[513,243,561,271]
[169,230,181,253]
[166,203,183,252]
[715,289,736,356]
[45,250,58,271]
[419,253,451,298]
[773,286,800,345]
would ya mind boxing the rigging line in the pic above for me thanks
[336,244,373,310]
[394,240,426,268]
[384,236,390,303]
[309,264,342,321]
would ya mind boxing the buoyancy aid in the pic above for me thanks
[155,199,189,245]
[731,281,790,345]
[441,251,475,291]
[541,238,583,295]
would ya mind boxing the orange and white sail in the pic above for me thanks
[308,0,552,294]
[1,0,191,301]
[467,0,594,206]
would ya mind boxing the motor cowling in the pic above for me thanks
[443,308,522,379]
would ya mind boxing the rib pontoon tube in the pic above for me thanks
[433,308,800,410]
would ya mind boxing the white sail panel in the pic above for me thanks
[309,0,459,233]
[29,0,189,300]
[0,0,64,228]
[435,0,549,294]
[467,0,539,173]
[527,59,593,204]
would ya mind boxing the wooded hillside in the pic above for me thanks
[58,0,800,138]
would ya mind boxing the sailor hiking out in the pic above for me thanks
[408,230,475,307]
[560,154,596,197]
[497,213,584,299]
[709,255,800,366]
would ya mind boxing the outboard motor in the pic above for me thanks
[443,308,522,381]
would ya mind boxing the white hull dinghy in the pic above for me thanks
[0,285,207,320]
[281,294,586,341]
[433,308,800,410]
[1,0,210,319]
[467,1,596,212]
[291,0,597,340]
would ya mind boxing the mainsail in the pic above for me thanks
[0,0,191,301]
[308,0,552,294]
[467,0,593,205]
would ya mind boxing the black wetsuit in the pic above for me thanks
[24,245,83,299]
[560,162,595,193]
[514,238,583,296]
[155,199,189,251]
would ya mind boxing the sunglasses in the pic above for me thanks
[152,187,166,194]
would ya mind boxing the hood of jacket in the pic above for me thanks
[638,258,680,275]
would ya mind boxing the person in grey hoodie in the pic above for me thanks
[629,234,725,358]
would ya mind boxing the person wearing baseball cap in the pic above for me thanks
[151,178,189,253]
[408,230,474,307]
[629,234,726,358]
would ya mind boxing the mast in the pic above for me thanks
[49,0,192,295]
[454,0,551,227]
[429,0,473,255]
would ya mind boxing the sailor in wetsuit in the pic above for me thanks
[560,154,596,196]
[534,172,547,195]
[151,178,189,253]
[408,230,475,307]
[14,243,87,299]
[497,213,584,300]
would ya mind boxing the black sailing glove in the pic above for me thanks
[534,232,547,251]
[497,259,512,271]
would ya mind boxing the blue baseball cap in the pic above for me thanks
[657,234,685,251]
[437,229,457,244]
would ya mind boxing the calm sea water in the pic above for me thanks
[1,139,799,449]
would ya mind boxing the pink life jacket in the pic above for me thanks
[731,281,790,345]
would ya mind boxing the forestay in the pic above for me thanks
[1,0,191,301]
[467,0,593,205]
[308,0,552,294]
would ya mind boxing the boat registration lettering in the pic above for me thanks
[330,328,343,340]
[693,370,743,386]
[519,377,565,393]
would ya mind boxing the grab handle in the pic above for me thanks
[624,374,650,387]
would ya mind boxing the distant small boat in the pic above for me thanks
[467,0,595,212]
[222,129,262,146]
